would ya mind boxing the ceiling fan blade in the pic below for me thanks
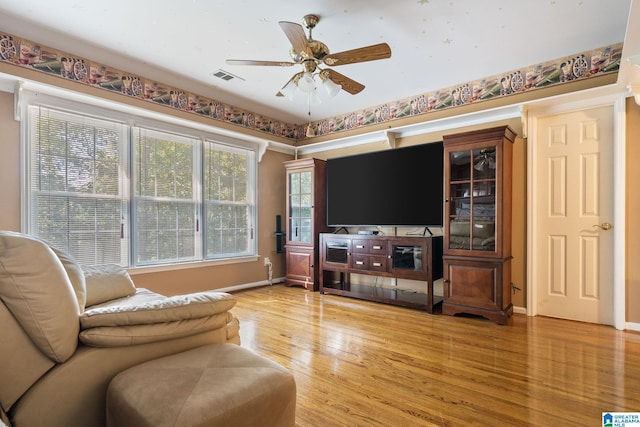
[323,43,392,66]
[324,69,365,95]
[278,21,312,59]
[225,59,295,67]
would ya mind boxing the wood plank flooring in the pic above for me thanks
[230,284,640,426]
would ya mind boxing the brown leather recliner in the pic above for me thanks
[0,231,241,427]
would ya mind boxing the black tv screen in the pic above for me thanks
[326,141,444,227]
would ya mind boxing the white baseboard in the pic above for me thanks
[625,322,640,332]
[217,277,285,293]
[513,306,527,315]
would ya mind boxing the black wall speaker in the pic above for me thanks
[275,214,284,253]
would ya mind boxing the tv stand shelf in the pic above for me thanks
[319,234,443,313]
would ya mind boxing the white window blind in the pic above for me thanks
[28,106,129,265]
[26,99,258,268]
[203,142,255,258]
[133,127,199,265]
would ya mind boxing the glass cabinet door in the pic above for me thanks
[447,146,497,253]
[392,245,423,271]
[288,170,313,243]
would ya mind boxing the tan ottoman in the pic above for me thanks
[106,344,296,427]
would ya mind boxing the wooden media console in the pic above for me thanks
[319,233,443,313]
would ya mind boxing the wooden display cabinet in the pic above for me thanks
[442,126,515,324]
[283,158,331,290]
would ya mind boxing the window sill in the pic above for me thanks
[127,255,260,275]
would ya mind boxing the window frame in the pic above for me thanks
[21,90,260,269]
[203,140,257,259]
[26,104,131,266]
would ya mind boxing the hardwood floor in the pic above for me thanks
[230,284,640,427]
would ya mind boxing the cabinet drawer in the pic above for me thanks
[368,255,388,272]
[352,239,386,254]
[351,254,369,269]
[351,254,388,272]
[369,241,386,254]
[352,240,368,253]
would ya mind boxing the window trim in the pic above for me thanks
[202,140,257,259]
[20,88,260,268]
[26,105,131,265]
[131,125,203,266]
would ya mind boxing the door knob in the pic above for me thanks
[592,222,613,231]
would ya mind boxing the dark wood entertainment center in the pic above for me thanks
[319,234,443,313]
[285,126,514,324]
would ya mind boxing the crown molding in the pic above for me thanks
[296,103,524,155]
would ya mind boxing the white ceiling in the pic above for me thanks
[0,0,634,125]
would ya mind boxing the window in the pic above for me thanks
[26,102,257,267]
[28,106,129,265]
[133,127,199,265]
[204,142,255,258]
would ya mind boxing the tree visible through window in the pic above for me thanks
[29,106,128,265]
[204,142,254,258]
[134,127,199,265]
[27,104,256,267]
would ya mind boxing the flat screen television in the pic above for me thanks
[326,141,444,228]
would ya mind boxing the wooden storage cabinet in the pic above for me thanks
[319,234,443,313]
[284,158,330,291]
[442,126,515,324]
[443,256,512,324]
[285,247,315,288]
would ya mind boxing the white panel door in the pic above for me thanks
[536,105,614,324]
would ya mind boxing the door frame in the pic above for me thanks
[526,92,627,330]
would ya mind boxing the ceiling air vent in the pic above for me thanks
[211,69,244,82]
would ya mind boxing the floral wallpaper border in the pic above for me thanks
[307,43,622,139]
[0,31,621,143]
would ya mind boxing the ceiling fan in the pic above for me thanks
[225,14,392,98]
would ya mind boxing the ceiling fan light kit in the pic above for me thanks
[225,13,392,114]
[322,73,342,98]
[308,87,322,106]
[298,72,316,93]
[279,77,298,100]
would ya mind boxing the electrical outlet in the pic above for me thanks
[264,257,271,266]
